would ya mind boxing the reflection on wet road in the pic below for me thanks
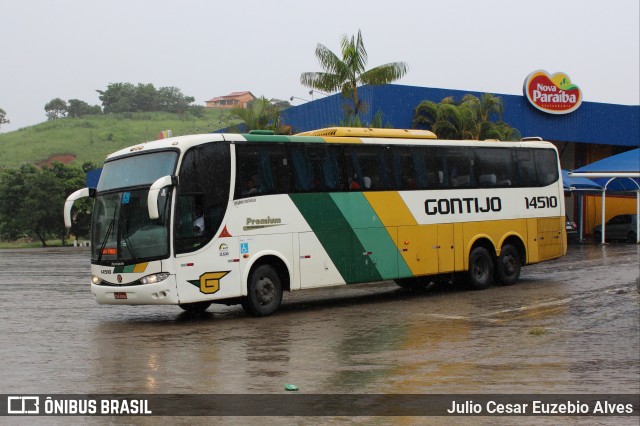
[0,244,638,397]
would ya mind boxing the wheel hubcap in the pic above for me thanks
[255,276,274,305]
[503,255,516,275]
[473,258,489,281]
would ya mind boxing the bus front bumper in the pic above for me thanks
[91,275,179,305]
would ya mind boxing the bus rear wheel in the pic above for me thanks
[242,264,283,317]
[467,247,494,290]
[495,244,521,286]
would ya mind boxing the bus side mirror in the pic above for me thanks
[148,175,177,219]
[64,187,95,228]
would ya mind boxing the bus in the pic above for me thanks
[64,127,566,316]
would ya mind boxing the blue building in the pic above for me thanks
[281,84,639,170]
[281,83,639,234]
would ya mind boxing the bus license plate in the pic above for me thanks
[114,292,127,300]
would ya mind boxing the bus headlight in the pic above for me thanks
[139,273,170,285]
[92,275,102,285]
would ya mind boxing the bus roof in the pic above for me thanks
[104,128,556,161]
[296,127,437,139]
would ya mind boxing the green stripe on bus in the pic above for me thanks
[330,193,413,280]
[242,135,326,143]
[289,193,382,283]
[113,265,135,273]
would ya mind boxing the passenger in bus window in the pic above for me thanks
[363,176,371,189]
[402,175,416,189]
[349,174,361,190]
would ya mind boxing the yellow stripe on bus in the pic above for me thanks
[321,137,364,144]
[364,192,417,226]
[133,262,149,273]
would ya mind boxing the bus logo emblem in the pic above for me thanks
[188,271,230,294]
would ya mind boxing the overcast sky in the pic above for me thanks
[1,0,638,133]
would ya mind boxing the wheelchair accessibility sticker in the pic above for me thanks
[240,243,249,254]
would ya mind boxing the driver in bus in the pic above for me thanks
[193,205,204,236]
[243,178,259,195]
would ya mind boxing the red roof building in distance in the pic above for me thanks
[205,91,256,109]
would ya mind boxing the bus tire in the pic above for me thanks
[242,264,283,317]
[178,301,211,313]
[495,244,521,286]
[467,247,494,290]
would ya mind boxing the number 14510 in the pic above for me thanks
[525,196,558,209]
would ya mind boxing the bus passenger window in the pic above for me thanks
[445,147,472,188]
[320,147,343,190]
[235,144,290,197]
[345,146,391,191]
[515,149,537,187]
[534,149,559,186]
[393,148,418,190]
[291,145,314,191]
[475,148,515,187]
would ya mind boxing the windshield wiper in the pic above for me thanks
[97,218,115,263]
[97,205,119,263]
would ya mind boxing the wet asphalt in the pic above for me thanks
[0,243,638,423]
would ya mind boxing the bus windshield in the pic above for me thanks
[91,151,177,264]
[97,150,178,192]
[91,188,171,264]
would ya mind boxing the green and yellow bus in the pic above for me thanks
[64,127,566,316]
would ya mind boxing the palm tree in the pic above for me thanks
[476,93,504,122]
[300,30,408,116]
[412,94,520,141]
[229,97,291,133]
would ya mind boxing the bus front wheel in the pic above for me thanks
[467,247,494,290]
[242,264,283,317]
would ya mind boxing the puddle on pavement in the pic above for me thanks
[0,244,637,396]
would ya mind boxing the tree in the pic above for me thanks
[156,86,195,114]
[67,99,102,118]
[0,164,38,241]
[300,29,408,117]
[229,97,291,133]
[338,110,392,128]
[0,162,89,245]
[44,98,68,120]
[97,82,137,114]
[412,94,521,141]
[134,83,157,112]
[97,82,198,114]
[0,108,9,129]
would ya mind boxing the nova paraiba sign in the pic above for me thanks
[524,70,583,114]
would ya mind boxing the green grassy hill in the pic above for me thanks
[0,109,237,168]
